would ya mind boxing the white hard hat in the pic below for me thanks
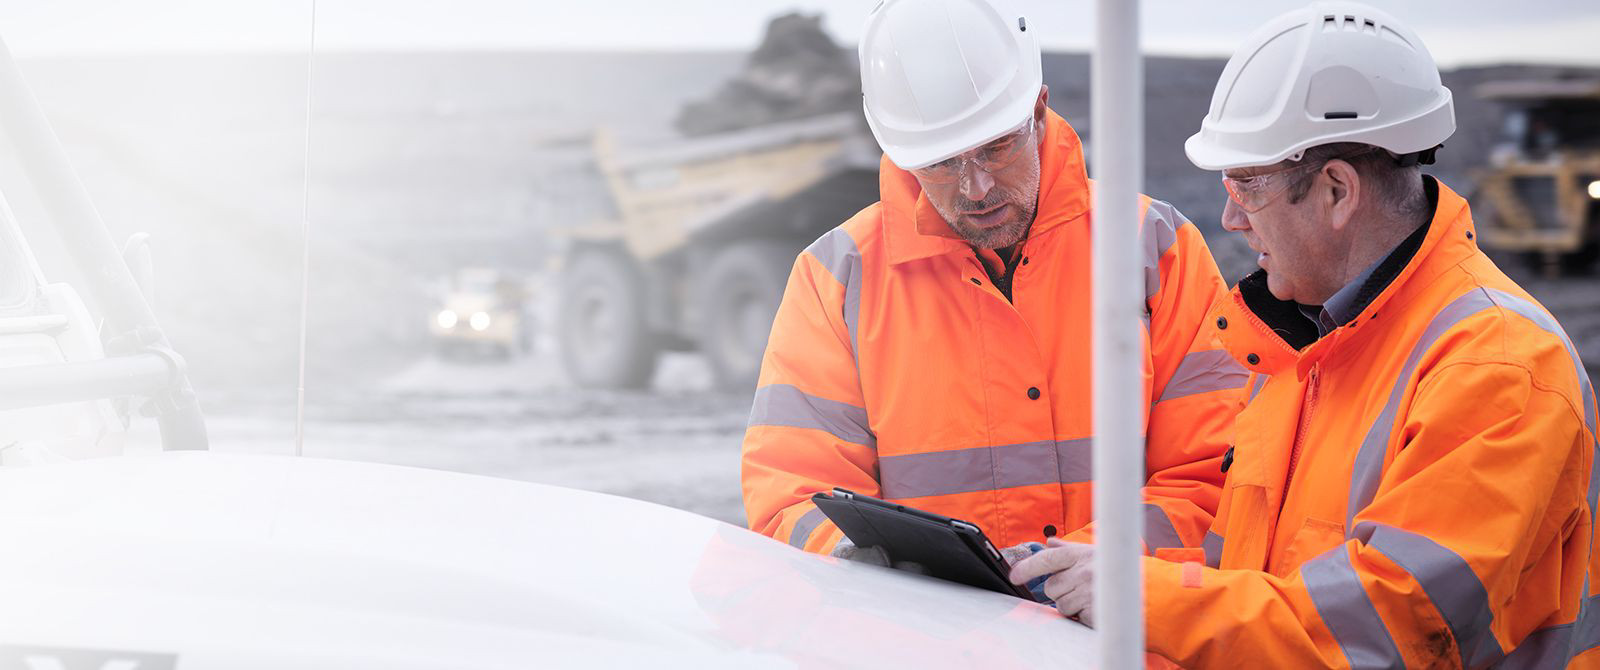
[859,0,1041,170]
[1185,2,1455,171]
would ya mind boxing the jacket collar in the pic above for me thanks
[1215,177,1478,380]
[881,108,1092,265]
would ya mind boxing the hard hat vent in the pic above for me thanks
[1322,14,1379,34]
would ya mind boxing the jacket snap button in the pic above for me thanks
[1466,231,1474,240]
[1022,257,1030,266]
[1043,524,1058,537]
[970,278,982,285]
[1027,387,1041,400]
[1216,316,1228,330]
[1246,353,1260,365]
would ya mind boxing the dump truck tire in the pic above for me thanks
[559,248,657,389]
[700,239,795,392]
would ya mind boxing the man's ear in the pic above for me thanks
[1323,159,1361,232]
[1034,85,1049,124]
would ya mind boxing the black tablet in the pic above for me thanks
[811,488,1038,602]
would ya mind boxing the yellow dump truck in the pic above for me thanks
[558,113,880,390]
[1470,79,1600,275]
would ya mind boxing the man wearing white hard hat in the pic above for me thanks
[742,0,1246,579]
[1010,3,1600,666]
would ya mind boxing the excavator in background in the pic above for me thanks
[1471,78,1600,276]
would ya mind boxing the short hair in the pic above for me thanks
[1285,142,1427,222]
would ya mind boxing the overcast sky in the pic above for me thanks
[4,1,1598,67]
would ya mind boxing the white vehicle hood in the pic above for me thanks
[0,453,1092,668]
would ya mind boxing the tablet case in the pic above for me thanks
[812,489,1038,601]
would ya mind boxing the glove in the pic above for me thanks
[1000,541,1052,604]
[1000,542,1043,566]
[830,538,928,574]
[830,537,891,567]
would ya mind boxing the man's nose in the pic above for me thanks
[959,163,995,201]
[1220,198,1251,233]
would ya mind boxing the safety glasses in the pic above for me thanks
[1221,147,1377,213]
[1221,161,1324,214]
[911,118,1035,185]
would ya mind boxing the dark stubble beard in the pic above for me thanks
[947,197,1039,249]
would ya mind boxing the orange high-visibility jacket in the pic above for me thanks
[742,109,1245,555]
[1144,179,1600,668]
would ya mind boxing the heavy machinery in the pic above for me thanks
[1470,79,1600,275]
[429,267,534,360]
[559,114,879,391]
[0,28,1097,669]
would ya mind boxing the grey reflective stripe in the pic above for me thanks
[790,506,827,549]
[1498,620,1573,669]
[1355,521,1502,667]
[1056,436,1095,485]
[1157,349,1250,403]
[1203,531,1224,568]
[748,383,875,447]
[879,437,1094,499]
[1143,504,1183,551]
[805,228,864,360]
[1346,290,1499,533]
[1142,200,1184,300]
[1582,601,1600,655]
[1248,373,1269,402]
[1496,595,1600,668]
[1301,546,1405,668]
[1347,288,1597,532]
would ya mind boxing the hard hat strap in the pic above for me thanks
[1394,145,1442,168]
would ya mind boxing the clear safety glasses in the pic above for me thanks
[911,118,1035,185]
[1221,147,1377,213]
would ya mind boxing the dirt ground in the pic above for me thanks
[128,350,755,526]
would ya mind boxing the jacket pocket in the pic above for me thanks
[1271,516,1345,577]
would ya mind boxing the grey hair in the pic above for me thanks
[1285,142,1427,223]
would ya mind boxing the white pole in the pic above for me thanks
[294,0,318,457]
[1091,0,1144,667]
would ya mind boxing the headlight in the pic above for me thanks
[470,312,492,331]
[436,310,458,329]
[1588,180,1600,200]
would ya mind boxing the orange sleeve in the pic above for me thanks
[1145,359,1591,668]
[741,228,878,554]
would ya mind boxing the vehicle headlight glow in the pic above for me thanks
[436,310,458,329]
[1588,180,1600,201]
[469,312,492,331]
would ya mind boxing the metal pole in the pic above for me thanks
[0,33,208,450]
[1092,0,1144,667]
[0,355,174,412]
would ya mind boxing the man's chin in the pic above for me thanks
[1265,274,1296,303]
[957,219,1029,250]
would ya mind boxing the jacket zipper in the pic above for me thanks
[1280,365,1320,520]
